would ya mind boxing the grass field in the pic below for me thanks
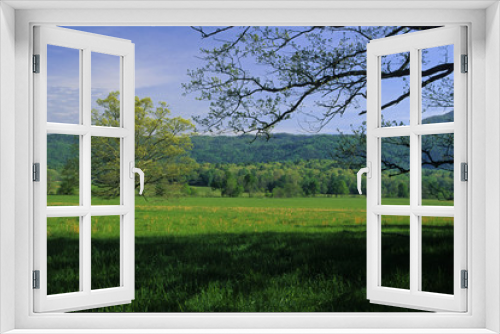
[46,194,454,312]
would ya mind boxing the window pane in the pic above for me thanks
[421,134,454,206]
[91,52,121,127]
[381,137,410,205]
[381,52,410,127]
[421,216,454,295]
[92,215,121,290]
[47,217,80,295]
[47,134,80,206]
[381,215,410,290]
[91,137,121,205]
[47,45,80,124]
[421,45,454,124]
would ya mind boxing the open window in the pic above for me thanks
[364,26,467,312]
[33,26,136,312]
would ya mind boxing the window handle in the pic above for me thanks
[129,162,145,195]
[357,162,371,195]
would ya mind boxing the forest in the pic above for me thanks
[47,133,454,202]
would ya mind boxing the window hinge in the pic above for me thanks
[461,162,468,181]
[33,163,40,182]
[33,54,40,73]
[461,270,468,289]
[461,54,468,73]
[33,270,40,289]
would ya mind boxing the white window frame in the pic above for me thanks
[33,25,136,313]
[366,26,468,312]
[1,1,499,333]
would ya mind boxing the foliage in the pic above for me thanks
[334,113,455,174]
[48,131,454,202]
[57,156,79,195]
[185,26,448,137]
[189,159,453,202]
[327,175,349,197]
[47,134,79,170]
[46,134,79,195]
[190,133,341,164]
[90,92,198,197]
[220,170,244,197]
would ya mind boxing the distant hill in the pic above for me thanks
[190,133,340,164]
[422,110,453,124]
[48,113,454,168]
[47,134,79,170]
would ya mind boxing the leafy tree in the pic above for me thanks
[209,169,225,191]
[57,157,79,195]
[185,26,454,184]
[302,177,320,196]
[221,170,243,197]
[327,177,349,198]
[397,183,409,198]
[91,91,197,197]
[243,173,257,197]
[47,169,59,195]
[185,26,446,137]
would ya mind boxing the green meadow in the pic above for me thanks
[46,194,454,312]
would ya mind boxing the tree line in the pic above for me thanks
[183,160,452,200]
[48,134,453,201]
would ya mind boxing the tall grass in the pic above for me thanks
[46,195,453,312]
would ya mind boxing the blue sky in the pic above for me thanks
[47,26,453,133]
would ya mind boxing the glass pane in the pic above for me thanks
[47,134,80,206]
[47,45,80,124]
[421,216,454,294]
[421,45,454,124]
[381,52,410,127]
[381,137,410,205]
[381,215,410,290]
[92,215,121,290]
[47,217,80,295]
[421,134,454,206]
[91,52,121,127]
[91,137,121,205]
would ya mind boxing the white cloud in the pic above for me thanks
[47,86,79,124]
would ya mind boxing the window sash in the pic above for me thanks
[366,26,468,312]
[32,25,136,313]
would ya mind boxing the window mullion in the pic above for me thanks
[409,47,420,294]
[82,47,92,293]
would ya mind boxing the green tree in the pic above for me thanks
[302,177,320,197]
[221,170,243,197]
[57,157,79,195]
[91,92,197,197]
[47,169,59,195]
[326,174,337,197]
[185,26,446,137]
[185,27,455,184]
[397,183,409,198]
[333,179,349,197]
[209,169,225,191]
[243,173,257,197]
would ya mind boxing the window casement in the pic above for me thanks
[33,26,137,312]
[364,26,468,312]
